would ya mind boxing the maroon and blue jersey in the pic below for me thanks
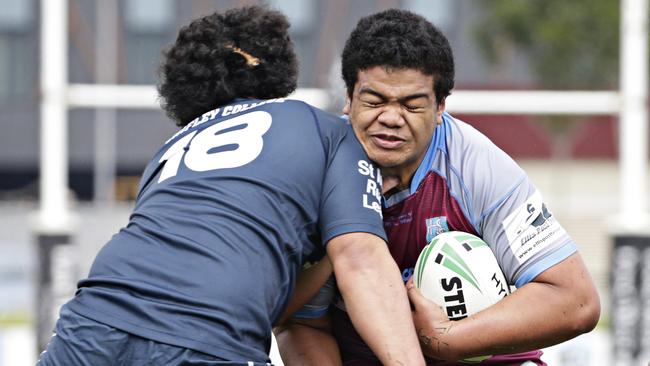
[302,112,577,365]
[65,98,386,363]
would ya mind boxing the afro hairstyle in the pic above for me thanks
[341,9,455,105]
[158,5,298,126]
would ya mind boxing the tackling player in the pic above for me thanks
[276,8,601,365]
[37,6,425,366]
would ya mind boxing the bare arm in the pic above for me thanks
[275,315,342,366]
[276,258,334,326]
[327,232,425,366]
[274,257,341,365]
[409,252,601,360]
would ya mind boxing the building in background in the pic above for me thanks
[0,0,624,201]
[0,0,644,365]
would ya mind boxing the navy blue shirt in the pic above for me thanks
[67,98,385,362]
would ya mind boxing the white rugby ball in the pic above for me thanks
[413,231,510,363]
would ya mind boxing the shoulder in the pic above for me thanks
[439,113,528,221]
[273,99,343,125]
[443,114,499,155]
[442,113,522,175]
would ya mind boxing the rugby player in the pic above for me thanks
[276,8,601,365]
[37,6,425,366]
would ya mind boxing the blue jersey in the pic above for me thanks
[67,98,386,363]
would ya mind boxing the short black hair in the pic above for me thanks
[158,6,298,126]
[341,9,455,105]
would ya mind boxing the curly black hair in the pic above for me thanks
[158,6,298,126]
[341,9,455,105]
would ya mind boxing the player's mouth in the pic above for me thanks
[370,133,406,149]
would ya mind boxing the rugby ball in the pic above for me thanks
[413,231,510,363]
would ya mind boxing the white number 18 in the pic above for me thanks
[157,111,272,183]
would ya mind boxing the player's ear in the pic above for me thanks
[342,97,351,115]
[435,98,446,125]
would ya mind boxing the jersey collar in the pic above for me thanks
[409,112,450,192]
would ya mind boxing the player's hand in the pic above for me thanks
[406,278,456,360]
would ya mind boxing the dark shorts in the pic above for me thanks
[37,304,273,366]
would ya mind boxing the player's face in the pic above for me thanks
[345,66,445,186]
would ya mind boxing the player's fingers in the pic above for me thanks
[406,280,426,308]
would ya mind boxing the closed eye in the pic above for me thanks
[404,104,424,112]
[365,101,384,107]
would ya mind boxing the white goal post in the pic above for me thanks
[67,84,622,115]
[35,0,649,361]
[40,0,648,235]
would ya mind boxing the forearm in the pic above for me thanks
[274,317,342,366]
[277,258,333,325]
[423,253,601,360]
[329,234,425,366]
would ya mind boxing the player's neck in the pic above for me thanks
[381,171,413,197]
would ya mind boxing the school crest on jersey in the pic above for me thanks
[425,216,449,242]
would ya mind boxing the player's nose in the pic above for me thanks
[376,105,404,127]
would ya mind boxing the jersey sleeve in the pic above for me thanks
[481,182,577,288]
[318,122,387,245]
[292,276,337,319]
[451,119,577,287]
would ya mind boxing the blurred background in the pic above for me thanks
[0,0,647,365]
